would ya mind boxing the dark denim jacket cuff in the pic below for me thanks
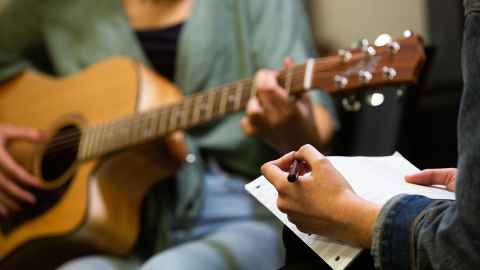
[371,194,433,270]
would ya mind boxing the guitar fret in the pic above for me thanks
[180,98,191,128]
[218,87,229,116]
[145,114,155,139]
[191,95,202,125]
[169,106,180,132]
[79,129,92,160]
[91,126,100,157]
[234,82,243,111]
[158,108,169,135]
[212,89,223,119]
[204,91,215,120]
[225,86,236,113]
[147,114,157,138]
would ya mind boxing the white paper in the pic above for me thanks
[245,153,455,270]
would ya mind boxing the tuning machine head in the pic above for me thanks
[374,33,393,46]
[334,75,349,89]
[403,30,414,38]
[338,49,353,63]
[359,38,370,48]
[388,41,401,55]
[358,70,373,84]
[382,66,397,80]
[365,46,376,57]
[355,39,376,57]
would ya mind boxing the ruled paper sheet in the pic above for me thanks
[245,153,455,270]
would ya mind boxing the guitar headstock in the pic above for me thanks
[282,32,426,95]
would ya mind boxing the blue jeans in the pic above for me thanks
[58,166,283,270]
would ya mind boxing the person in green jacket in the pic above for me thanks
[0,0,337,269]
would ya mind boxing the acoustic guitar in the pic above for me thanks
[0,34,425,269]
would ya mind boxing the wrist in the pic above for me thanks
[337,193,381,248]
[350,197,381,248]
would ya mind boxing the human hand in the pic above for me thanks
[405,168,457,192]
[241,58,326,153]
[0,124,44,218]
[261,144,380,248]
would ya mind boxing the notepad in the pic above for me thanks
[245,153,455,270]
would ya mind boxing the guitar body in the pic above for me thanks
[0,58,186,269]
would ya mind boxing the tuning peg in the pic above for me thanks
[388,41,401,55]
[403,30,414,38]
[357,38,370,49]
[357,39,376,57]
[374,33,393,46]
[382,66,397,80]
[358,70,373,83]
[365,46,376,57]
[334,75,349,89]
[338,49,353,63]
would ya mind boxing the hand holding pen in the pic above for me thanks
[261,145,379,248]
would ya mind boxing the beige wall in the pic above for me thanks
[307,0,428,50]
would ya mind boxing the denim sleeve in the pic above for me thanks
[372,12,480,270]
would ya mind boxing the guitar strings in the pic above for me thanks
[40,69,356,155]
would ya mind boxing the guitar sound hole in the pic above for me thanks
[41,125,80,182]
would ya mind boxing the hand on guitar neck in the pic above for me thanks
[241,58,335,154]
[0,125,45,219]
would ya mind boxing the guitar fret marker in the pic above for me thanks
[304,58,315,90]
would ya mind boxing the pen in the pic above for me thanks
[287,159,304,182]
